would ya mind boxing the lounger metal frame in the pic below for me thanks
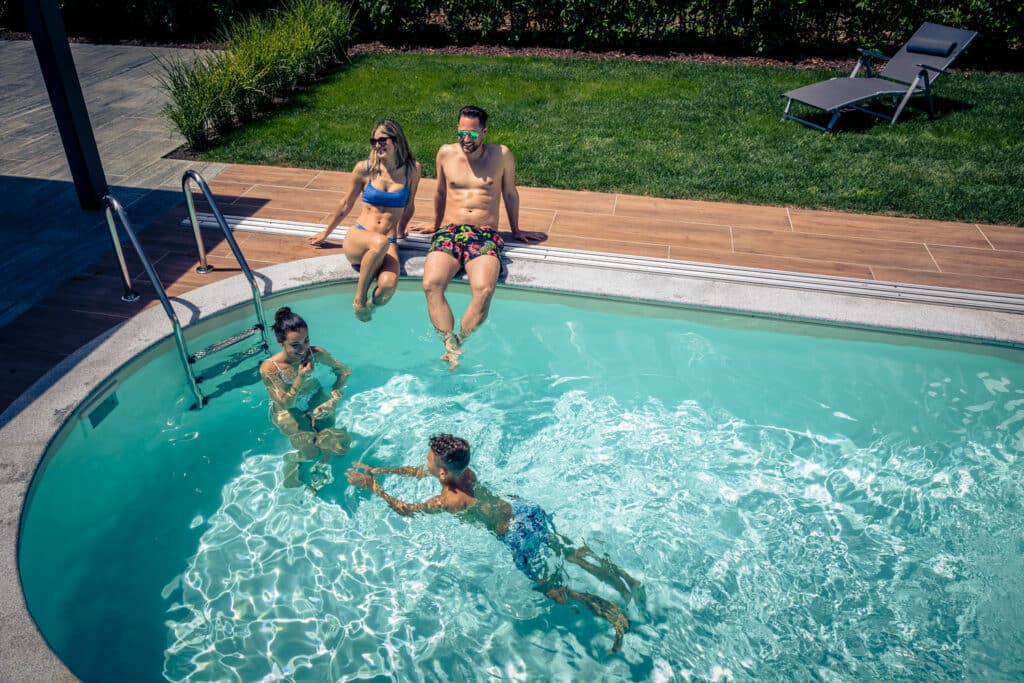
[782,23,976,133]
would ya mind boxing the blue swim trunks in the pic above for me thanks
[499,499,556,582]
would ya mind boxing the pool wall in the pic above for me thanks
[1,245,1022,680]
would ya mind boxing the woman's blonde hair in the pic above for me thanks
[369,118,415,177]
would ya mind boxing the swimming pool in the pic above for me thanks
[16,279,1024,681]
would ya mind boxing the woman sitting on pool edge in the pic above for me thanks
[260,307,352,491]
[346,433,640,653]
[308,118,421,321]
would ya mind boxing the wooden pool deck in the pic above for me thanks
[2,162,1022,413]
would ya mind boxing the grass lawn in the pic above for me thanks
[202,53,1024,226]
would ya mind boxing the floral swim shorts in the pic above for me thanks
[498,499,559,583]
[429,223,504,264]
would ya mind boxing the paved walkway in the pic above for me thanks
[0,40,227,327]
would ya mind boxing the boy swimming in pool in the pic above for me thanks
[345,433,640,652]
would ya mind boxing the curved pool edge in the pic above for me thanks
[0,254,352,681]
[1,248,1022,680]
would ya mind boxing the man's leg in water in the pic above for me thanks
[457,254,501,346]
[550,533,641,603]
[543,582,630,653]
[421,250,463,368]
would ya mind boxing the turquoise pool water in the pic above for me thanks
[19,283,1024,681]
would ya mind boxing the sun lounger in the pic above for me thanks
[782,22,978,132]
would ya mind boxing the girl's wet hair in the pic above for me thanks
[430,433,471,473]
[272,307,307,343]
[370,118,415,175]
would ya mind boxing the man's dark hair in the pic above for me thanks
[458,105,488,127]
[429,433,471,473]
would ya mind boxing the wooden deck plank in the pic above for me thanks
[978,224,1024,253]
[789,209,992,249]
[928,244,1024,279]
[550,210,732,251]
[733,227,939,271]
[614,195,791,230]
[216,163,317,188]
[667,246,875,279]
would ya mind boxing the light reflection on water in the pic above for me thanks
[164,367,1024,681]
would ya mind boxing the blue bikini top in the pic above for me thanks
[362,160,411,209]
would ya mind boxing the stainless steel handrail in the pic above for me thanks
[181,169,270,349]
[102,194,205,409]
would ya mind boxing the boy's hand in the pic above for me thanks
[350,462,377,475]
[346,469,376,490]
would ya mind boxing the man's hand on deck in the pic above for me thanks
[510,230,546,244]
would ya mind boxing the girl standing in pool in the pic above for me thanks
[260,307,352,491]
[308,119,421,321]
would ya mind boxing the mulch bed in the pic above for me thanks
[349,41,851,69]
[2,30,850,69]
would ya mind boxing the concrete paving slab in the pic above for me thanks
[0,39,215,329]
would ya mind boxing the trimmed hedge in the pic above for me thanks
[159,0,355,150]
[3,0,1019,67]
[353,0,1022,69]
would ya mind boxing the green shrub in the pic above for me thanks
[352,0,1021,68]
[158,55,217,150]
[159,0,355,150]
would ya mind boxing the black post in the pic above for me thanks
[21,0,108,210]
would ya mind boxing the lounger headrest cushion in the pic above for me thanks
[906,38,957,57]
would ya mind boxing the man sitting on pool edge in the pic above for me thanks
[345,433,639,653]
[407,105,546,369]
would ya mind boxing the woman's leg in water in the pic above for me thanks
[271,408,319,486]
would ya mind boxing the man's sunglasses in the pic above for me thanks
[370,136,392,146]
[456,131,480,140]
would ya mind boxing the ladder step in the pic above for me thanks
[195,342,268,384]
[189,325,264,363]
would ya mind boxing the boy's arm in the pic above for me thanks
[374,482,446,517]
[347,470,444,516]
[351,462,427,478]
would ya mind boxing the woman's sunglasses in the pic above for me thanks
[370,136,392,146]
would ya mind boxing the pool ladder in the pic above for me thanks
[102,170,270,409]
